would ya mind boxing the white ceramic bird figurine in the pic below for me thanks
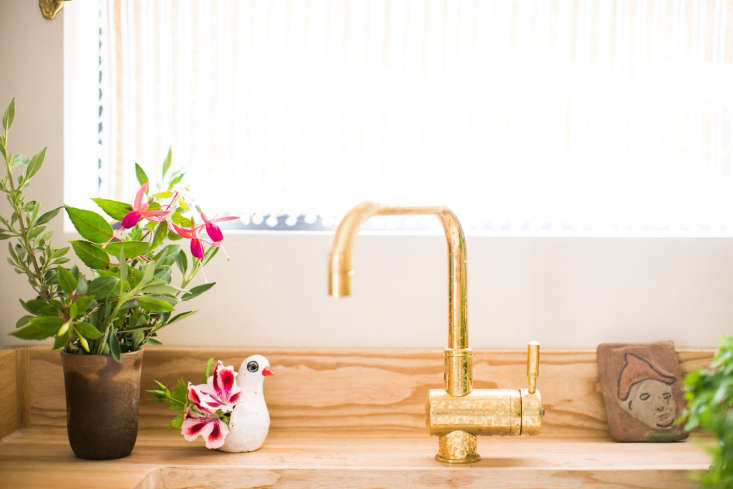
[218,354,273,453]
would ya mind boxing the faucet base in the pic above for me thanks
[435,430,479,464]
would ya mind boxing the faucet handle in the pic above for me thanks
[527,341,540,394]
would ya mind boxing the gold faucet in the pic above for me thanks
[328,202,543,464]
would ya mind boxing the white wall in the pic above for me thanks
[1,1,730,350]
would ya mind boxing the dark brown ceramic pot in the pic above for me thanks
[61,350,143,460]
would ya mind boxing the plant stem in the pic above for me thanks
[2,134,51,300]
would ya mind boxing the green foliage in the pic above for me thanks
[1,99,225,361]
[182,282,216,301]
[91,198,132,221]
[203,357,216,383]
[65,206,114,243]
[135,163,148,186]
[70,240,109,269]
[679,336,733,489]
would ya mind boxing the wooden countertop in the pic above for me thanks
[0,427,711,489]
[0,346,715,488]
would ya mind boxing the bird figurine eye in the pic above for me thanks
[246,361,259,373]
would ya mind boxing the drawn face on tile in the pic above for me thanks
[619,378,677,429]
[616,352,677,431]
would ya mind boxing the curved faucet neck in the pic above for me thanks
[328,202,469,351]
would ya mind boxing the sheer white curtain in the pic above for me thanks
[93,0,733,235]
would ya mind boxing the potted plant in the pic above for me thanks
[0,99,236,459]
[679,336,733,488]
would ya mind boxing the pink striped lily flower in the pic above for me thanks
[181,406,229,449]
[182,362,241,448]
[122,183,171,229]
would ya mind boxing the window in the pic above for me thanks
[66,1,733,236]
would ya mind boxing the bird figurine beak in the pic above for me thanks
[262,367,274,377]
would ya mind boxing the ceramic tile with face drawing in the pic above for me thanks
[597,341,688,442]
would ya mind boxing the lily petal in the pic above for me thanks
[181,410,213,442]
[180,407,230,449]
[187,382,222,414]
[203,418,229,449]
[209,361,241,404]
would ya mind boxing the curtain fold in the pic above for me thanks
[98,0,733,235]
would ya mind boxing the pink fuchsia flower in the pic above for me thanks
[121,183,171,229]
[199,211,238,242]
[181,406,229,449]
[170,222,206,259]
[190,238,205,259]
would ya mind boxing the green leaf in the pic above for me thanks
[87,276,119,299]
[91,198,133,221]
[168,171,185,189]
[70,296,95,319]
[76,275,88,294]
[65,206,113,243]
[25,147,46,180]
[109,334,121,362]
[137,296,174,312]
[175,249,188,275]
[151,221,168,251]
[74,321,103,340]
[9,154,29,169]
[12,316,63,340]
[203,357,216,383]
[57,267,77,294]
[143,283,180,295]
[142,261,156,284]
[119,250,128,292]
[135,163,149,186]
[203,246,219,266]
[15,315,33,328]
[162,147,172,178]
[182,282,215,301]
[165,310,196,327]
[171,379,188,405]
[105,241,149,259]
[35,206,62,226]
[2,98,15,131]
[25,225,45,241]
[20,298,56,315]
[169,415,183,429]
[171,211,193,228]
[70,240,109,269]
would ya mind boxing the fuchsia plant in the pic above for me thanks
[1,100,236,362]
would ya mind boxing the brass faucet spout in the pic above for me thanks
[328,202,542,464]
[328,202,468,352]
